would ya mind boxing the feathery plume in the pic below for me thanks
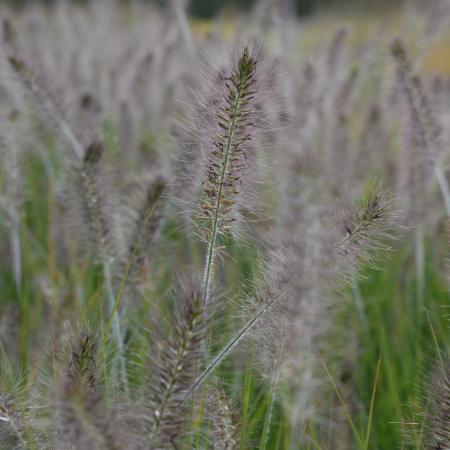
[334,179,397,276]
[77,140,127,392]
[55,329,124,450]
[79,141,112,257]
[7,53,84,160]
[199,44,261,305]
[147,284,208,448]
[391,39,450,217]
[125,176,166,287]
[66,331,97,392]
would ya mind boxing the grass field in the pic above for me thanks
[0,1,449,449]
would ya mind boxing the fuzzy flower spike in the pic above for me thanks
[200,45,260,305]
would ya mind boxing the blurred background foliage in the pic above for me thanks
[184,0,411,18]
[3,0,418,17]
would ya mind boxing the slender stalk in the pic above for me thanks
[182,287,287,401]
[260,371,279,450]
[201,86,242,305]
[171,0,196,59]
[363,355,382,450]
[10,211,22,296]
[415,226,425,308]
[318,353,364,450]
[352,275,368,331]
[102,258,128,395]
[434,167,450,217]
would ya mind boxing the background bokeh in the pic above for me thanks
[3,0,416,17]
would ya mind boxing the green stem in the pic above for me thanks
[201,80,244,305]
[10,211,22,297]
[103,258,128,395]
[260,371,280,450]
[183,287,288,402]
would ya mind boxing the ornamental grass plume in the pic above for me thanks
[334,179,397,277]
[254,179,396,444]
[78,141,113,259]
[198,44,262,306]
[391,38,450,217]
[124,175,166,290]
[6,53,84,160]
[53,328,125,450]
[76,140,127,392]
[146,283,208,448]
